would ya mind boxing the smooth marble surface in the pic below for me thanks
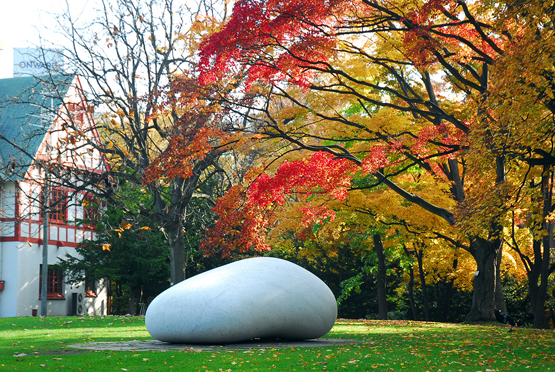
[145,257,337,344]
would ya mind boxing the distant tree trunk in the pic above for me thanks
[373,234,388,320]
[107,280,113,315]
[440,281,453,322]
[527,165,553,329]
[440,255,458,322]
[41,210,49,317]
[528,239,550,329]
[403,245,420,321]
[416,249,430,321]
[128,289,135,316]
[152,176,187,286]
[407,265,420,321]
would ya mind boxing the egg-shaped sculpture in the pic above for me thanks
[145,257,337,344]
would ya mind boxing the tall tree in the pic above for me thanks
[38,0,236,284]
[198,0,555,324]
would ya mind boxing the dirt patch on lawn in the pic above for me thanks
[16,349,92,357]
[68,338,358,352]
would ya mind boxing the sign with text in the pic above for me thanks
[13,48,62,77]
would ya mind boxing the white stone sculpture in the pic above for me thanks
[145,257,337,344]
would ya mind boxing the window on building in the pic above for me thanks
[85,273,97,298]
[48,188,67,222]
[39,265,64,299]
[83,194,100,222]
[67,102,84,124]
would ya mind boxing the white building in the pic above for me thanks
[0,74,109,317]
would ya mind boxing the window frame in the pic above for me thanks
[39,265,65,300]
[82,194,100,222]
[85,272,97,298]
[48,187,67,222]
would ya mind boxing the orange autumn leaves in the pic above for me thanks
[142,74,232,184]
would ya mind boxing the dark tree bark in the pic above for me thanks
[439,255,458,322]
[416,249,431,321]
[465,237,504,321]
[373,234,388,320]
[527,165,553,329]
[495,246,507,313]
[403,245,420,321]
[407,264,420,321]
[128,289,136,316]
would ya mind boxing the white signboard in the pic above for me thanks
[13,48,62,77]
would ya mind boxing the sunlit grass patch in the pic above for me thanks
[0,316,554,370]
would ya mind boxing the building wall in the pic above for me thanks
[0,242,18,317]
[1,182,17,237]
[0,182,17,316]
[10,242,107,317]
[0,181,107,317]
[0,75,110,317]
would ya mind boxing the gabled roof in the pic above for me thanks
[0,74,74,180]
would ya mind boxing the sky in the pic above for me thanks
[0,0,85,78]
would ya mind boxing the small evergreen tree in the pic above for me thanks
[57,189,170,315]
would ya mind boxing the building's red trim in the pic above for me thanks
[0,236,81,248]
[38,294,66,300]
[0,215,94,247]
[14,186,20,240]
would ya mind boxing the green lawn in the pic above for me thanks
[0,316,553,371]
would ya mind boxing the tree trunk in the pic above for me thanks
[128,289,135,316]
[527,165,553,329]
[167,217,186,285]
[440,256,458,322]
[416,250,431,321]
[495,246,507,313]
[157,151,220,285]
[407,265,420,321]
[373,234,388,320]
[465,237,503,322]
[440,280,453,322]
[528,239,550,329]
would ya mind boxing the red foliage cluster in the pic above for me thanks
[199,0,497,81]
[411,123,463,159]
[201,184,272,257]
[202,152,358,256]
[249,151,358,207]
[198,0,348,88]
[361,145,393,173]
[299,203,337,226]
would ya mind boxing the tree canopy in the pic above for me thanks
[196,0,555,327]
